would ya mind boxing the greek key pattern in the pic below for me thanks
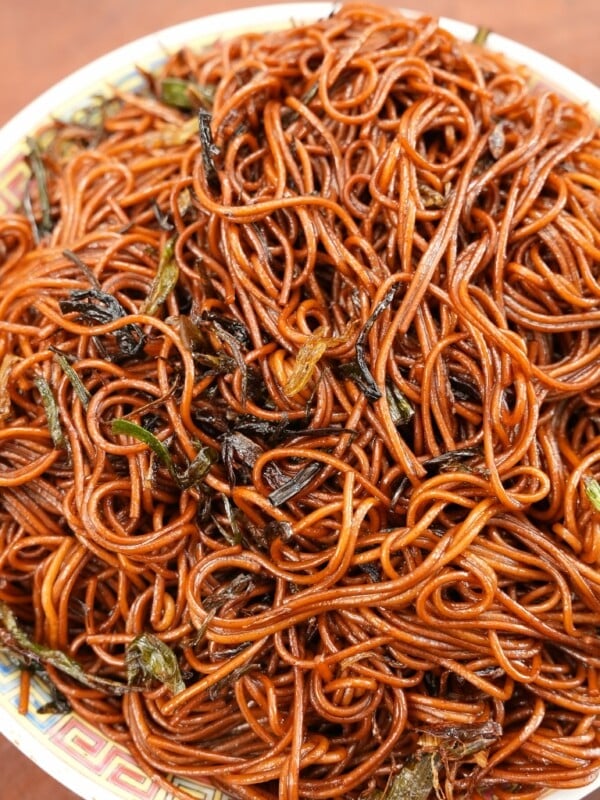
[0,651,226,799]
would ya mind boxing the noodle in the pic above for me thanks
[1,4,600,799]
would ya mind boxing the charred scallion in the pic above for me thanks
[268,461,322,507]
[386,383,414,426]
[422,447,481,476]
[204,574,256,611]
[59,288,145,359]
[26,137,53,235]
[198,108,220,190]
[0,601,130,695]
[349,285,400,401]
[62,249,101,289]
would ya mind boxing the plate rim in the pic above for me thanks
[0,4,599,800]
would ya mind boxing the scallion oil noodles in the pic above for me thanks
[1,4,600,799]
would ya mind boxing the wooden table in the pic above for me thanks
[0,0,599,798]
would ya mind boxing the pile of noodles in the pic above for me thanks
[1,4,600,799]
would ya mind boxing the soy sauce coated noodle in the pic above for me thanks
[1,4,600,799]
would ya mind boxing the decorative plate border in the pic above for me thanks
[0,4,599,799]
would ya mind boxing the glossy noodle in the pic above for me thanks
[1,4,600,799]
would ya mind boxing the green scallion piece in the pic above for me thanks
[52,350,90,408]
[0,601,129,695]
[161,77,196,110]
[142,236,179,316]
[160,78,215,111]
[125,632,185,695]
[380,755,438,800]
[26,137,53,234]
[584,476,600,511]
[473,26,491,46]
[111,418,215,490]
[111,418,172,468]
[33,374,66,449]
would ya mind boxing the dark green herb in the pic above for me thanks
[33,375,66,449]
[26,137,53,235]
[220,430,284,488]
[337,361,376,397]
[178,314,211,353]
[358,562,381,583]
[268,461,322,507]
[285,81,320,123]
[198,108,220,190]
[0,601,130,695]
[59,288,145,359]
[125,632,185,695]
[142,236,179,316]
[51,348,90,408]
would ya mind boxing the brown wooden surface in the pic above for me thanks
[0,0,599,798]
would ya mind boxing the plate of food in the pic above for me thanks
[1,3,600,800]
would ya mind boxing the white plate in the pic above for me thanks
[0,5,599,799]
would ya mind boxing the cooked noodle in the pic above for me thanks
[1,4,600,799]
